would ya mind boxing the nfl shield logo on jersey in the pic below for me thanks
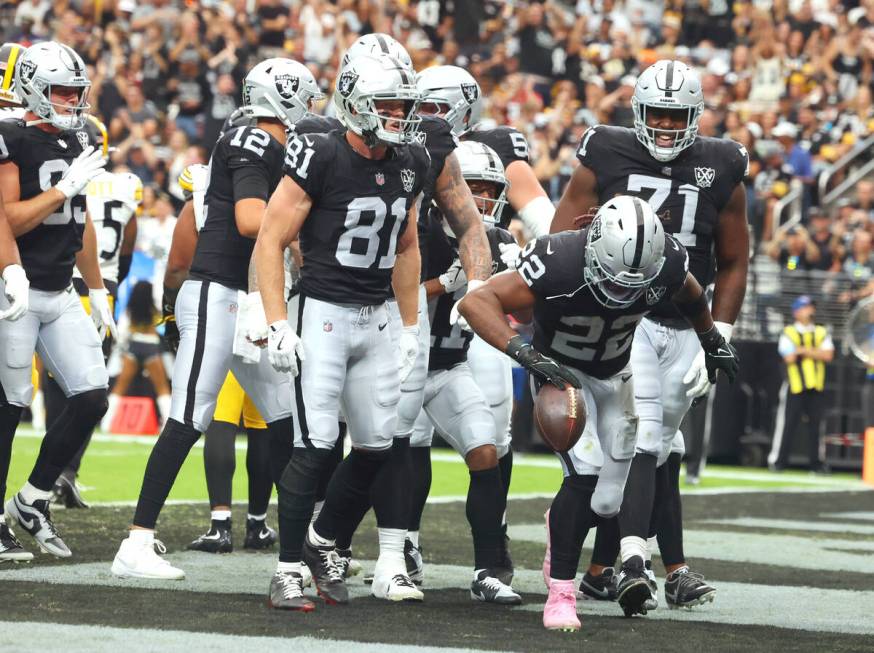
[76,130,90,150]
[694,167,715,188]
[646,285,667,305]
[274,74,299,100]
[337,71,359,98]
[375,172,385,186]
[401,168,415,193]
[461,83,479,105]
[323,320,333,333]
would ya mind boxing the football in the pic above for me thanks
[534,383,586,453]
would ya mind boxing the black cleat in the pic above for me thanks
[268,571,315,612]
[187,519,233,553]
[336,547,362,578]
[404,539,424,585]
[493,531,515,586]
[665,566,716,609]
[578,566,618,601]
[0,521,33,563]
[52,475,89,509]
[470,569,522,605]
[5,494,71,558]
[303,538,348,604]
[617,556,651,617]
[244,518,277,550]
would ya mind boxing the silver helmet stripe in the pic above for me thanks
[663,60,674,98]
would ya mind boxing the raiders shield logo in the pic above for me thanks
[17,59,37,84]
[694,166,715,188]
[337,71,359,98]
[75,130,90,150]
[274,74,299,100]
[646,285,667,305]
[401,168,415,193]
[460,83,479,106]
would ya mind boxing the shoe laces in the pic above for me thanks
[152,539,169,556]
[675,569,707,588]
[34,501,60,538]
[319,548,344,583]
[477,574,508,592]
[277,572,304,599]
[392,574,416,589]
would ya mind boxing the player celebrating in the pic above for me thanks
[110,58,322,581]
[550,60,749,614]
[460,195,739,630]
[0,41,114,560]
[255,53,431,610]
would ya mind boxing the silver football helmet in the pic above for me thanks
[456,141,508,224]
[16,41,91,129]
[239,58,323,130]
[631,60,704,162]
[341,33,413,72]
[333,53,420,147]
[584,195,666,308]
[416,65,481,136]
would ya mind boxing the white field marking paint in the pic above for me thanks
[823,511,874,522]
[506,523,874,574]
[700,517,874,536]
[0,622,495,653]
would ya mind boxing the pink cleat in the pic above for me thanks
[543,579,581,632]
[542,509,551,588]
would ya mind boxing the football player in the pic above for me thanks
[459,195,738,630]
[407,141,521,603]
[255,53,433,610]
[0,41,114,560]
[110,58,322,581]
[549,60,749,614]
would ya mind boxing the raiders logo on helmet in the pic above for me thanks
[18,59,37,84]
[274,74,299,100]
[337,71,359,98]
[461,83,479,105]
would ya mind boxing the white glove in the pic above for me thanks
[55,145,107,198]
[449,279,484,332]
[397,325,420,383]
[267,319,305,375]
[683,321,733,398]
[438,258,467,294]
[0,264,29,321]
[244,292,269,347]
[498,242,522,269]
[89,287,119,341]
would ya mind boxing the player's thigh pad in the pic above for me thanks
[631,320,665,457]
[37,287,107,397]
[659,327,700,433]
[410,406,435,448]
[0,288,41,406]
[468,334,513,450]
[213,373,245,425]
[169,280,236,432]
[424,364,496,457]
[556,374,602,477]
[231,349,293,424]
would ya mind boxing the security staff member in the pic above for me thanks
[769,295,834,472]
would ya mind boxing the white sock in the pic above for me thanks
[277,561,301,574]
[211,509,232,522]
[19,481,52,504]
[128,529,155,545]
[620,536,648,564]
[248,512,267,522]
[376,527,406,569]
[311,500,324,522]
[307,522,334,547]
[102,394,121,431]
[156,394,172,426]
[407,530,420,548]
[646,536,658,564]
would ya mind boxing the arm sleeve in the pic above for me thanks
[230,162,271,202]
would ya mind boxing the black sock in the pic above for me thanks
[246,426,272,517]
[278,447,332,563]
[466,465,505,570]
[267,416,294,486]
[371,437,411,530]
[316,424,346,502]
[549,474,598,581]
[617,453,658,540]
[656,452,686,567]
[590,515,620,568]
[42,373,66,430]
[204,420,236,508]
[648,460,670,538]
[408,445,432,532]
[0,400,23,512]
[498,448,513,507]
[133,419,200,529]
[29,389,107,491]
[314,447,387,541]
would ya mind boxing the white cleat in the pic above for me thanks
[5,494,71,558]
[111,535,185,580]
[371,568,424,602]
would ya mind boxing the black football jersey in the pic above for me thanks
[462,125,531,226]
[189,125,286,291]
[0,120,90,290]
[428,218,516,371]
[518,229,689,379]
[285,130,431,304]
[294,114,343,135]
[577,125,747,320]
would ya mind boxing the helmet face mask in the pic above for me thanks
[16,42,91,130]
[456,141,509,224]
[240,58,324,131]
[415,65,481,136]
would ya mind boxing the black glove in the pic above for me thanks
[506,335,581,390]
[162,285,180,354]
[698,326,740,384]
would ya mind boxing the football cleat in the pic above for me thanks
[542,509,552,588]
[404,539,424,585]
[0,520,33,563]
[111,535,185,580]
[494,529,515,587]
[268,571,315,612]
[337,547,362,578]
[5,494,71,558]
[52,475,89,509]
[187,519,233,554]
[244,518,277,550]
[578,567,618,601]
[665,566,716,609]
[543,579,581,632]
[470,569,522,605]
[616,556,651,617]
[302,538,348,604]
[644,560,659,611]
[372,568,424,602]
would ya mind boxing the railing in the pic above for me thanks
[818,133,874,207]
[770,178,803,236]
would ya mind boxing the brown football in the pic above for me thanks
[534,384,586,453]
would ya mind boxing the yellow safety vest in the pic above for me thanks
[784,324,827,393]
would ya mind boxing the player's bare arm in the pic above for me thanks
[391,200,422,327]
[435,152,492,282]
[0,190,22,270]
[506,159,554,237]
[235,197,268,238]
[74,214,106,290]
[254,175,312,324]
[711,182,749,325]
[164,201,197,290]
[459,270,535,351]
[0,161,67,237]
[550,163,599,234]
[119,211,137,281]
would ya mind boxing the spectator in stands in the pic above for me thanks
[839,230,874,305]
[808,208,841,272]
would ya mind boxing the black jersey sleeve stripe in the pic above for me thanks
[293,293,311,447]
[183,281,211,428]
[631,198,646,269]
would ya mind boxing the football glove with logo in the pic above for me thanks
[506,335,581,390]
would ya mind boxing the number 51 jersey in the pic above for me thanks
[284,129,430,305]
